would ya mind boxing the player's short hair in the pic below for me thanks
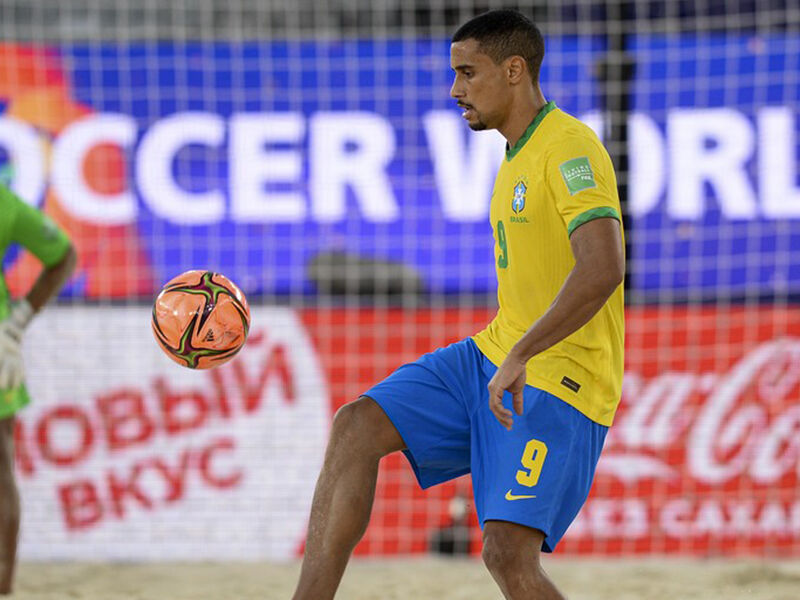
[452,9,545,82]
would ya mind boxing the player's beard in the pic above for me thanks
[465,109,488,130]
[459,103,487,131]
[467,106,489,131]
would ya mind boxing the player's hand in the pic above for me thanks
[487,352,527,430]
[0,300,33,390]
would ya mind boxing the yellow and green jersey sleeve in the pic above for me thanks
[546,133,621,236]
[472,103,625,426]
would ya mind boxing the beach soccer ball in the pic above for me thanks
[151,270,250,369]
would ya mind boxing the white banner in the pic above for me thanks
[16,306,329,561]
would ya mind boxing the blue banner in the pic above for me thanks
[0,35,797,299]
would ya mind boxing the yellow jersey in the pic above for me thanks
[472,101,624,426]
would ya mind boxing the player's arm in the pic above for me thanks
[0,188,77,390]
[6,188,77,312]
[487,218,624,428]
[0,245,77,387]
[22,242,77,312]
[510,217,624,359]
[488,137,624,429]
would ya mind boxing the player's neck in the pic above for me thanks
[499,87,548,149]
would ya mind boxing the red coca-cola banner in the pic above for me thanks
[301,306,800,556]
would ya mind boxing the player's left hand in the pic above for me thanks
[487,352,527,430]
[0,300,33,390]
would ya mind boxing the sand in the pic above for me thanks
[10,557,800,599]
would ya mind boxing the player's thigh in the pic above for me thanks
[471,387,606,551]
[365,339,482,488]
[0,417,15,484]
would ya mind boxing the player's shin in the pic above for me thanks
[0,419,20,595]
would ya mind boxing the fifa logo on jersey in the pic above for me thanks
[512,181,527,214]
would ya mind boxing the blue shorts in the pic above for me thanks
[364,338,608,552]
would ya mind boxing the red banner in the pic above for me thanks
[14,306,800,558]
[301,306,800,556]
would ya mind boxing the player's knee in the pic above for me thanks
[329,397,401,459]
[482,534,524,574]
[481,525,541,575]
[0,473,19,524]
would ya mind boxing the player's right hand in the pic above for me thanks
[487,352,527,430]
[0,300,33,390]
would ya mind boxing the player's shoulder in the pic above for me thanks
[0,186,18,241]
[0,184,26,208]
[0,185,50,236]
[0,184,14,204]
[539,109,613,178]
[542,108,605,153]
[0,185,22,221]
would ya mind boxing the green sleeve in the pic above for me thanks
[1,185,71,267]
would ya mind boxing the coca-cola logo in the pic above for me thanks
[599,338,800,486]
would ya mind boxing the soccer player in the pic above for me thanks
[0,184,77,594]
[293,9,624,600]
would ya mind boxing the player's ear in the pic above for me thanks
[506,56,527,85]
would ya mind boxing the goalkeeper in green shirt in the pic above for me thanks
[0,185,76,594]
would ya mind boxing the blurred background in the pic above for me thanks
[1,0,799,597]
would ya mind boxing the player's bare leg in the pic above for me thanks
[293,396,404,600]
[482,520,566,600]
[0,417,20,595]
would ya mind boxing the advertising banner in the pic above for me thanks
[1,36,799,300]
[304,306,800,556]
[18,307,328,560]
[15,305,800,558]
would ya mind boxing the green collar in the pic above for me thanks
[505,100,557,161]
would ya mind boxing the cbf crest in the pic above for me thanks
[512,177,527,214]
